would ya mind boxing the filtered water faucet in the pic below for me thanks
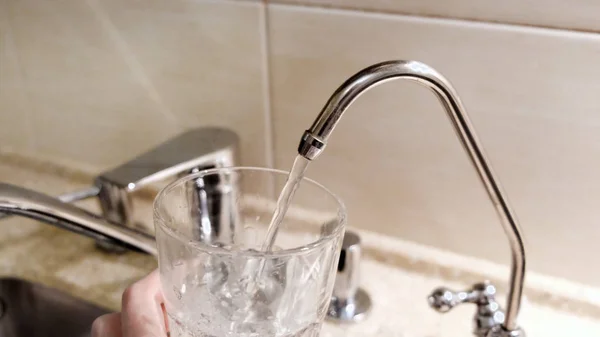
[297,60,526,337]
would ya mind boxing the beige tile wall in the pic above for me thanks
[273,0,600,32]
[0,0,269,171]
[2,0,600,286]
[0,5,34,152]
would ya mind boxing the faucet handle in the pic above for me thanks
[429,282,521,337]
[429,282,499,312]
[95,127,239,226]
[93,127,240,253]
[327,230,371,323]
[97,127,239,191]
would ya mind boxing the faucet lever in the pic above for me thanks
[429,282,523,337]
[97,127,239,192]
[429,282,499,312]
[95,127,239,230]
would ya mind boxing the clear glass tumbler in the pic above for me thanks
[154,167,346,337]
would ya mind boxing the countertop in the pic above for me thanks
[0,160,157,311]
[1,157,600,336]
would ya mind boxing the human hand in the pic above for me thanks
[92,269,169,337]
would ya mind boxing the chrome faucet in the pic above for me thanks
[0,182,158,255]
[95,127,238,231]
[94,127,239,251]
[0,127,240,256]
[297,60,526,337]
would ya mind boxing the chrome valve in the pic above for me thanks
[428,282,524,337]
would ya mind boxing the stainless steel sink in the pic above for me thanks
[0,278,109,337]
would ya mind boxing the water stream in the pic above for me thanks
[261,155,310,252]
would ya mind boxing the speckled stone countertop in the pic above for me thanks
[0,160,157,311]
[2,157,600,336]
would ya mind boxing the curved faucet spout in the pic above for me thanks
[298,60,526,332]
[0,183,157,256]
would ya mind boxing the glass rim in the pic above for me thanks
[153,166,347,257]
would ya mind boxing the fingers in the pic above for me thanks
[121,270,168,337]
[92,313,122,337]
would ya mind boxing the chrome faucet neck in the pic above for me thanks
[0,182,158,256]
[298,60,526,335]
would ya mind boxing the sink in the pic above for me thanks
[0,278,109,337]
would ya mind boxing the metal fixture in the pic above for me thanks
[95,127,238,230]
[0,186,100,221]
[95,127,238,252]
[0,127,240,256]
[297,60,526,337]
[0,182,158,255]
[429,282,506,337]
[327,231,371,323]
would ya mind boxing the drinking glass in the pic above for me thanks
[153,167,346,337]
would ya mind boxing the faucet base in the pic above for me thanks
[487,326,525,337]
[327,288,371,323]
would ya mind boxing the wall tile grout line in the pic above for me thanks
[259,1,276,171]
[267,0,600,37]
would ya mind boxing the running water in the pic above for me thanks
[261,155,310,252]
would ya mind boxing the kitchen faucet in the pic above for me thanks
[297,60,526,337]
[0,126,240,256]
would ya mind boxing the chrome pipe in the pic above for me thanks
[0,186,100,221]
[0,183,157,256]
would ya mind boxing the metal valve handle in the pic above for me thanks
[428,282,523,337]
[429,282,501,313]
